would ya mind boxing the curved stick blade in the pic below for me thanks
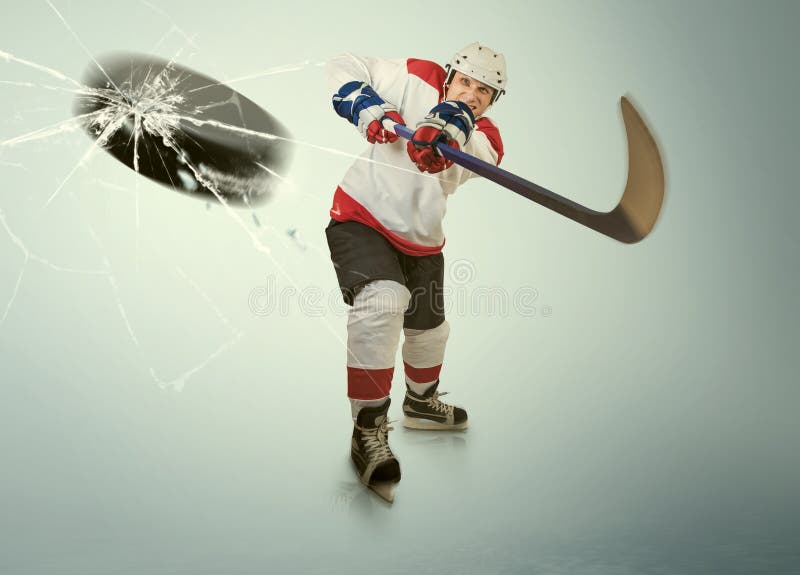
[605,96,666,243]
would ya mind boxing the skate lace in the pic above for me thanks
[426,391,454,415]
[360,419,395,462]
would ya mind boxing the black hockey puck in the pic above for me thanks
[73,53,293,205]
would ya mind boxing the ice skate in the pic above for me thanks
[351,399,401,503]
[366,480,397,503]
[403,380,468,430]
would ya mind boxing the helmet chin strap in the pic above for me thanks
[442,66,455,101]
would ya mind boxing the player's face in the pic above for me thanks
[445,71,495,118]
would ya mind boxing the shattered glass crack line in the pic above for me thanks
[0,207,108,327]
[1,12,404,396]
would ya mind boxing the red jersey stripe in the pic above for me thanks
[330,187,446,256]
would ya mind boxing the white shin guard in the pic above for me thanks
[402,320,450,391]
[347,279,411,373]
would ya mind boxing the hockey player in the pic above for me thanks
[325,42,506,501]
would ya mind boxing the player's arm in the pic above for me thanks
[326,53,406,144]
[464,117,504,173]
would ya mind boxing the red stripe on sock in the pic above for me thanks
[348,367,394,400]
[403,362,442,384]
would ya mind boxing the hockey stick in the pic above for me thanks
[394,96,665,244]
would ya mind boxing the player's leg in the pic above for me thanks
[325,220,408,499]
[401,254,467,430]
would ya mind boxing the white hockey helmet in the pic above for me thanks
[445,42,507,104]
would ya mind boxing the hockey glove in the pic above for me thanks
[332,81,405,144]
[406,100,475,173]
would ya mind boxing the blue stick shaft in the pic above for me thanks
[392,123,595,218]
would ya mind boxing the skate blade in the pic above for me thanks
[366,481,397,503]
[403,416,468,431]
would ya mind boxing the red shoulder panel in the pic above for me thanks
[406,59,446,99]
[475,117,504,165]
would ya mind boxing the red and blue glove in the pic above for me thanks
[407,100,475,173]
[332,81,405,144]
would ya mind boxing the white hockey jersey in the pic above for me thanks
[327,53,504,256]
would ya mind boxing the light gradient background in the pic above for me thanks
[1,1,798,573]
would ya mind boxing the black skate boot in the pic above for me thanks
[403,380,468,430]
[352,398,401,502]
